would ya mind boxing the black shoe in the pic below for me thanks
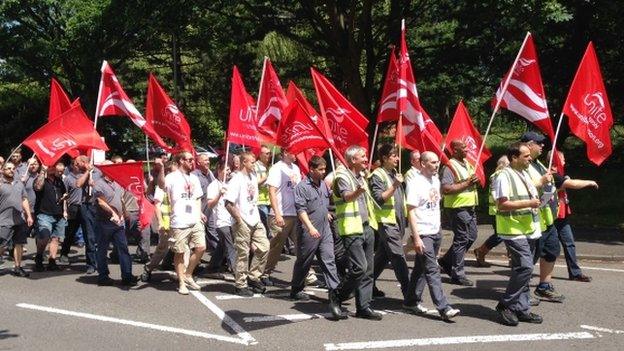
[328,290,347,320]
[496,303,519,326]
[34,254,44,272]
[109,253,119,264]
[517,312,543,324]
[86,266,96,275]
[47,258,60,271]
[450,277,474,287]
[140,266,152,282]
[290,291,310,301]
[135,254,149,264]
[235,287,254,297]
[355,307,383,321]
[373,286,386,298]
[315,280,328,289]
[260,276,274,287]
[122,276,139,286]
[12,266,29,277]
[58,255,70,265]
[248,279,266,294]
[98,277,115,286]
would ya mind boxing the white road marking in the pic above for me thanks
[324,331,596,350]
[16,303,247,345]
[190,291,257,345]
[581,325,624,334]
[243,309,407,323]
[214,290,317,300]
[485,259,624,273]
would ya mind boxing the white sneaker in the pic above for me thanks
[184,276,201,290]
[178,285,189,295]
[441,307,460,321]
[403,303,428,315]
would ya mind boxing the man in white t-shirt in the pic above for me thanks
[403,151,460,321]
[206,159,235,273]
[164,152,206,295]
[225,152,270,297]
[261,150,302,286]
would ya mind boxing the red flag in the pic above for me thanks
[145,73,194,153]
[396,20,425,152]
[23,104,109,166]
[423,109,443,146]
[227,66,261,148]
[445,101,492,186]
[311,68,369,160]
[493,33,554,140]
[97,162,155,229]
[256,58,288,144]
[48,78,76,121]
[95,61,171,151]
[562,42,613,165]
[376,49,399,123]
[276,99,331,155]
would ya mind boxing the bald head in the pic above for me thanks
[420,151,440,177]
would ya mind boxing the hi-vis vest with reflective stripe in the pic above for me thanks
[495,168,540,236]
[371,167,400,225]
[443,158,478,208]
[526,160,554,227]
[255,162,270,206]
[160,192,171,230]
[332,169,378,236]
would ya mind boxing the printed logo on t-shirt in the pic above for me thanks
[426,188,440,209]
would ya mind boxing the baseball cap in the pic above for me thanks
[520,131,546,144]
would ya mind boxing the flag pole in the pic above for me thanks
[475,32,531,168]
[270,145,276,165]
[223,141,230,183]
[368,123,380,171]
[145,134,151,175]
[87,60,107,196]
[548,112,566,171]
[328,148,336,173]
[397,119,403,174]
[2,143,23,169]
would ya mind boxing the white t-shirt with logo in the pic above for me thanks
[224,171,260,226]
[405,173,441,236]
[266,160,301,216]
[164,170,204,229]
[206,180,233,228]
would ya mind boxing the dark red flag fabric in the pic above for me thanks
[445,101,492,187]
[423,109,443,146]
[97,162,155,229]
[276,99,331,155]
[96,61,171,152]
[562,42,613,166]
[23,104,109,166]
[376,49,399,123]
[311,68,369,160]
[145,73,194,153]
[48,78,75,121]
[227,66,261,148]
[493,33,554,140]
[256,58,288,144]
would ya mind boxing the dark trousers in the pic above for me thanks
[96,220,133,281]
[330,217,348,278]
[61,203,98,269]
[61,207,81,257]
[404,232,450,312]
[208,226,236,272]
[373,223,409,296]
[337,225,374,311]
[484,221,503,250]
[205,216,220,253]
[556,218,582,278]
[258,205,270,238]
[501,237,536,314]
[125,211,151,257]
[440,207,477,280]
[291,227,341,292]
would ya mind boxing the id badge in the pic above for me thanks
[185,204,193,214]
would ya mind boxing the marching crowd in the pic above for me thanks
[0,130,598,326]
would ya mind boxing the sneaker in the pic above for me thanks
[47,258,60,271]
[529,296,541,306]
[535,285,565,303]
[122,276,139,286]
[440,307,460,321]
[140,266,152,282]
[248,279,266,294]
[178,285,189,295]
[183,276,201,290]
[403,303,428,315]
[34,254,45,272]
[260,276,275,287]
[86,266,96,275]
[473,247,491,267]
[235,287,254,297]
[517,311,543,324]
[290,291,310,301]
[12,266,29,277]
[98,277,115,286]
[570,274,592,282]
[58,255,70,264]
[450,277,474,286]
[495,303,519,326]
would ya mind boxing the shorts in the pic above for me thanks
[171,222,206,254]
[0,224,29,245]
[534,224,560,263]
[36,213,67,240]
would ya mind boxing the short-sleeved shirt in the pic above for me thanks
[93,178,125,222]
[370,168,405,229]
[192,169,215,214]
[15,162,28,179]
[35,176,67,216]
[266,161,301,216]
[405,172,441,235]
[165,170,204,229]
[22,171,38,213]
[64,169,102,205]
[295,176,331,236]
[0,180,27,226]
[224,171,260,226]
[493,168,541,240]
[122,191,140,213]
[206,180,233,228]
[336,170,369,224]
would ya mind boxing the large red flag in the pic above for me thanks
[48,78,77,121]
[23,104,109,166]
[376,49,399,123]
[145,74,194,153]
[445,101,492,186]
[97,162,155,229]
[276,99,331,155]
[95,61,171,151]
[562,42,613,166]
[256,58,288,144]
[311,68,369,159]
[227,66,261,148]
[493,33,554,140]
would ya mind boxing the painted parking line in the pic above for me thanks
[16,303,247,345]
[324,331,596,350]
[581,325,624,334]
[214,290,317,300]
[243,309,408,323]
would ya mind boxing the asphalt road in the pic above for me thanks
[1,242,623,351]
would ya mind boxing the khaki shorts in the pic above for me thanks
[171,222,206,253]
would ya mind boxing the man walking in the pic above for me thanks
[254,145,272,232]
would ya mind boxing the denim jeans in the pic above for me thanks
[555,218,582,278]
[96,220,133,281]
